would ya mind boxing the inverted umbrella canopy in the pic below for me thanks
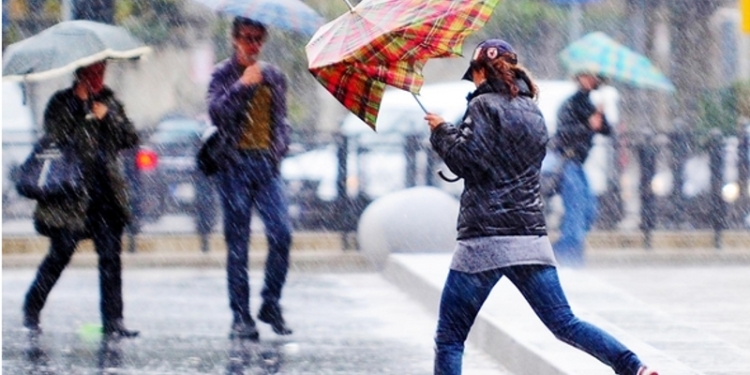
[559,31,674,91]
[2,20,151,82]
[306,0,500,130]
[192,0,325,36]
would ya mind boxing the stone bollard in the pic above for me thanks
[357,186,459,268]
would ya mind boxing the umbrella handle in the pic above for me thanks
[412,93,428,114]
[437,170,461,183]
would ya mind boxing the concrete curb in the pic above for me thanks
[584,247,750,266]
[382,254,709,375]
[381,256,569,375]
[5,230,750,256]
[2,250,375,272]
[1,231,352,255]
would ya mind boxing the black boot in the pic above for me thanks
[257,302,292,335]
[23,309,41,334]
[103,320,139,339]
[229,318,259,341]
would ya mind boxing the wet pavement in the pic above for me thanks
[385,254,750,375]
[2,268,511,375]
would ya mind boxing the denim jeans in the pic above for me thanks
[218,153,292,324]
[434,265,643,375]
[553,161,597,266]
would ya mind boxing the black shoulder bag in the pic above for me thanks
[15,137,85,201]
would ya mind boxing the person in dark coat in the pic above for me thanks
[424,39,658,375]
[207,16,293,341]
[22,61,140,339]
[552,72,611,266]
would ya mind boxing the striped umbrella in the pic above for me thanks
[559,31,675,91]
[193,0,325,36]
[306,0,500,130]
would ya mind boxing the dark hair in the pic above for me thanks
[231,16,267,38]
[74,61,107,78]
[472,52,538,100]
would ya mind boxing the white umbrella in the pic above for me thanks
[3,20,151,82]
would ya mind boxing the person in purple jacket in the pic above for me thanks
[207,16,293,341]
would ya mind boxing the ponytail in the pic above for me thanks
[479,53,538,100]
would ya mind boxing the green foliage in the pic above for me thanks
[303,0,350,20]
[697,81,750,135]
[118,0,187,45]
[481,0,567,42]
[2,25,24,47]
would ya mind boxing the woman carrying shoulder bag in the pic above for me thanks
[23,61,140,339]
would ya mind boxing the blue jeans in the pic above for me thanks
[218,153,292,324]
[434,266,643,375]
[554,161,597,266]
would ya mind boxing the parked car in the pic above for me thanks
[128,115,218,240]
[2,81,38,220]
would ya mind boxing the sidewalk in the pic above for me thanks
[2,268,512,375]
[383,253,750,375]
[5,226,750,374]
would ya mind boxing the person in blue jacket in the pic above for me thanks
[423,39,658,375]
[207,16,293,341]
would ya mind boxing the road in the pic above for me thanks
[2,269,510,375]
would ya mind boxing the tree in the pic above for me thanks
[74,0,115,23]
[667,0,727,126]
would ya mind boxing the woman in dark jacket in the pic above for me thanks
[23,61,140,339]
[425,39,657,375]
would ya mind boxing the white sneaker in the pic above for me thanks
[638,366,659,375]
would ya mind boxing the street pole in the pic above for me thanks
[569,3,582,43]
[62,0,72,20]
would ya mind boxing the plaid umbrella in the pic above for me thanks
[559,31,675,91]
[192,0,325,36]
[3,20,151,82]
[305,0,500,130]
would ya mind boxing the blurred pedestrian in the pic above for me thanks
[207,16,293,341]
[23,61,140,339]
[551,71,611,266]
[424,39,658,375]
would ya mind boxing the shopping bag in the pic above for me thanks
[15,137,85,201]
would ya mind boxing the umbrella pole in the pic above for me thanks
[342,0,354,11]
[412,93,428,114]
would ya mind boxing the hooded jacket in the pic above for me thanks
[430,78,548,240]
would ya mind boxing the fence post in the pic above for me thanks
[737,117,750,227]
[637,132,657,249]
[405,133,420,188]
[124,147,140,253]
[708,129,725,249]
[668,120,691,228]
[335,133,354,250]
